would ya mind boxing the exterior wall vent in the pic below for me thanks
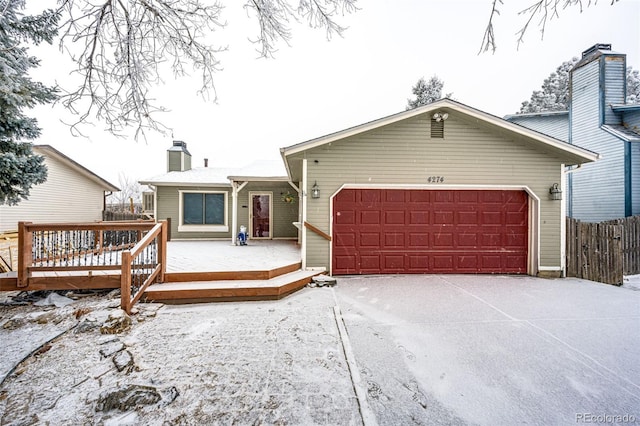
[431,118,444,138]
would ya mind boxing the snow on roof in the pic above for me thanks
[602,125,640,142]
[139,160,288,186]
[139,167,237,186]
[228,159,288,181]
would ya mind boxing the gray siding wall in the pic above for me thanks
[571,59,627,220]
[603,55,625,125]
[156,182,299,240]
[624,110,640,132]
[294,113,566,271]
[156,185,233,239]
[508,115,569,141]
[237,182,299,239]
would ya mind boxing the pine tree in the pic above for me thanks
[0,1,59,205]
[406,76,452,110]
[519,58,640,113]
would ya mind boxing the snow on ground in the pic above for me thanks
[0,288,361,425]
[2,273,639,425]
[623,274,640,291]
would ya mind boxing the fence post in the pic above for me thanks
[17,222,32,288]
[121,251,132,314]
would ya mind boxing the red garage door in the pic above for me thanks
[332,189,528,275]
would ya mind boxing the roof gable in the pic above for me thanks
[280,99,598,166]
[34,145,119,192]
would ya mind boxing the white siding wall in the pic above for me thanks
[0,152,106,232]
[293,113,566,271]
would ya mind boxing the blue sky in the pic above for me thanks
[28,0,640,187]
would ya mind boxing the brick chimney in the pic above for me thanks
[167,140,192,172]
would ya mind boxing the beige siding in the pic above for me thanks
[0,152,106,232]
[294,113,566,271]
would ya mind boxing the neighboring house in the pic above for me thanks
[139,141,299,242]
[506,44,640,222]
[145,100,598,277]
[0,145,119,233]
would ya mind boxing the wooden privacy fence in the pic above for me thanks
[16,220,167,313]
[566,216,640,285]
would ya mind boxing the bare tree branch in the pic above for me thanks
[479,0,620,54]
[49,0,355,140]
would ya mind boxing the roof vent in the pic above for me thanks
[582,43,611,57]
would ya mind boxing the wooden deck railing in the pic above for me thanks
[16,220,166,313]
[121,221,167,314]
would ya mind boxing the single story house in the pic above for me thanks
[0,145,119,233]
[143,98,598,277]
[506,44,640,222]
[139,141,300,242]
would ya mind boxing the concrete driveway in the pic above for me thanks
[333,275,640,425]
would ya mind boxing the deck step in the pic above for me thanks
[143,269,323,303]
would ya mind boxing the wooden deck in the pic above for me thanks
[1,240,317,304]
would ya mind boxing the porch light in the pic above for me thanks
[311,181,320,199]
[549,183,562,200]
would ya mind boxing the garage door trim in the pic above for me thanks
[329,184,540,276]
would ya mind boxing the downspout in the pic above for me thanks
[301,159,308,270]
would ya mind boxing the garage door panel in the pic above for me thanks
[458,211,479,224]
[457,233,478,247]
[385,211,405,224]
[334,254,357,271]
[383,254,405,270]
[360,255,380,270]
[360,210,380,224]
[361,190,382,203]
[384,233,404,247]
[409,233,430,246]
[506,211,527,224]
[334,232,356,247]
[335,210,355,224]
[332,189,528,275]
[410,211,430,224]
[434,211,455,224]
[433,233,454,247]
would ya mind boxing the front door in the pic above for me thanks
[250,192,272,239]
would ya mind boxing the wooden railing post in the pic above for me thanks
[158,220,167,282]
[121,251,132,314]
[17,222,32,288]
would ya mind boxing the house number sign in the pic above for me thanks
[428,176,445,183]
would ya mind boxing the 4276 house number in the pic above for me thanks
[428,176,445,183]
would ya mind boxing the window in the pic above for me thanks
[179,191,228,232]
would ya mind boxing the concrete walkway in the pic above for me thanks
[334,275,640,425]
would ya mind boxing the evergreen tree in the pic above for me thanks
[406,76,451,110]
[0,0,59,205]
[519,58,640,113]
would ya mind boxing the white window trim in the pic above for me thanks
[178,190,229,233]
